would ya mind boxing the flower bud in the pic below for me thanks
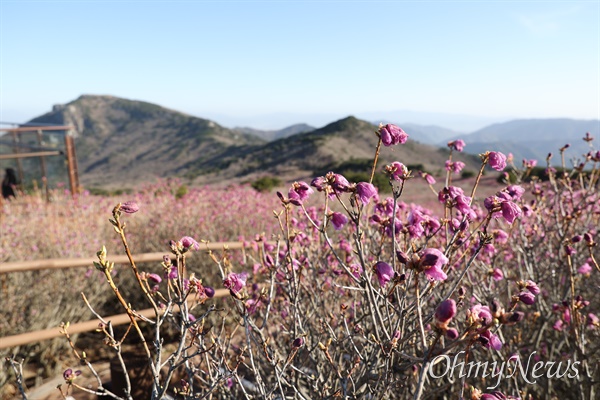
[292,337,305,349]
[396,250,409,264]
[519,291,536,305]
[445,328,459,340]
[119,201,139,214]
[435,299,457,324]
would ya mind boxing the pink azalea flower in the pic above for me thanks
[331,173,351,192]
[488,151,507,171]
[165,265,178,280]
[349,263,363,279]
[288,181,314,206]
[445,160,465,174]
[506,185,525,200]
[500,200,522,224]
[386,161,409,181]
[147,273,162,284]
[525,280,540,295]
[480,329,503,350]
[378,123,408,146]
[470,304,493,325]
[587,313,599,329]
[355,182,378,204]
[223,272,248,297]
[418,248,449,281]
[578,262,592,275]
[553,319,564,331]
[330,212,348,230]
[374,261,394,287]
[448,139,465,152]
[493,229,509,243]
[519,291,536,305]
[491,268,504,281]
[180,236,200,251]
[310,176,327,191]
[455,194,476,220]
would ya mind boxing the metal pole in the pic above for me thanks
[11,131,24,189]
[36,130,49,202]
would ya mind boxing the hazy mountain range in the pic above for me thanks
[449,119,599,166]
[3,95,598,188]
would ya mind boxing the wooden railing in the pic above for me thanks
[0,241,256,349]
[0,290,231,350]
[0,241,248,274]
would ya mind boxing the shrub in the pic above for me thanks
[460,169,476,179]
[3,129,599,400]
[251,175,281,192]
[174,184,188,199]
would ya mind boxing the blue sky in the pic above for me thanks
[1,0,599,131]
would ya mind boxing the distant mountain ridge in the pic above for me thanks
[207,116,480,183]
[233,123,315,141]
[12,95,598,188]
[449,119,600,165]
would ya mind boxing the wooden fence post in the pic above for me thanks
[64,134,80,196]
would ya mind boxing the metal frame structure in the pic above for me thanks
[0,125,79,196]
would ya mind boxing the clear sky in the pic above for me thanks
[1,0,599,131]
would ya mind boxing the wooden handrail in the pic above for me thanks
[0,241,249,274]
[0,151,63,160]
[0,289,231,350]
[0,125,73,132]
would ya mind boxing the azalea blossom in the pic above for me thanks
[330,212,348,230]
[500,201,522,224]
[385,161,409,181]
[374,261,394,287]
[417,248,449,281]
[355,182,378,204]
[445,160,465,174]
[223,272,248,297]
[488,151,507,171]
[518,291,536,305]
[288,181,313,206]
[147,273,162,284]
[479,329,503,350]
[378,123,408,146]
[180,236,200,252]
[448,139,465,152]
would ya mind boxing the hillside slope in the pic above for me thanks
[27,95,265,186]
[213,116,480,182]
[21,96,493,188]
